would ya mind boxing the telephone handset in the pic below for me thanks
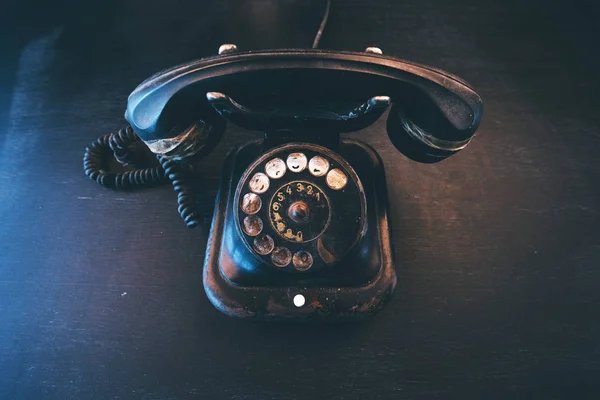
[84,45,483,320]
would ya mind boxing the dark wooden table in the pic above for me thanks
[2,0,600,398]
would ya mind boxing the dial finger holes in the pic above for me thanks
[265,158,286,179]
[293,250,313,271]
[242,215,263,236]
[249,172,269,194]
[241,193,261,214]
[308,156,329,177]
[237,145,365,275]
[271,246,292,267]
[253,234,274,255]
[286,153,307,173]
[326,168,348,190]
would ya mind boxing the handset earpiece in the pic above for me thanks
[83,76,227,228]
[386,74,483,163]
[125,83,227,161]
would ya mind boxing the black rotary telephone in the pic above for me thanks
[83,44,483,320]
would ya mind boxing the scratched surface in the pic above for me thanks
[1,0,600,399]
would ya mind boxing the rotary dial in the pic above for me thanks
[235,143,365,273]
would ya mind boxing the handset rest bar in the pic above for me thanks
[205,92,392,133]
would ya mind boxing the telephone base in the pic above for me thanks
[203,139,397,320]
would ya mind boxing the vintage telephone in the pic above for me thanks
[83,44,483,320]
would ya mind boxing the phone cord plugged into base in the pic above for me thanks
[82,126,201,228]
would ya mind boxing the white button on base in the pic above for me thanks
[293,294,306,307]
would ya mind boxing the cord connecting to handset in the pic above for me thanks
[83,126,201,228]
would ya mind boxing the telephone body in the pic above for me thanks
[91,45,483,320]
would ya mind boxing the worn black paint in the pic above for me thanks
[1,0,600,398]
[204,140,395,319]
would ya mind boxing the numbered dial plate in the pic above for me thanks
[235,143,366,273]
[269,181,330,243]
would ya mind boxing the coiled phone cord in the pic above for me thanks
[83,126,201,228]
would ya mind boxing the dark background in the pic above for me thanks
[2,0,600,398]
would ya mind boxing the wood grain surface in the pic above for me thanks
[1,0,599,398]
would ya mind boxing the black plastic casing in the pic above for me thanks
[203,139,396,320]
